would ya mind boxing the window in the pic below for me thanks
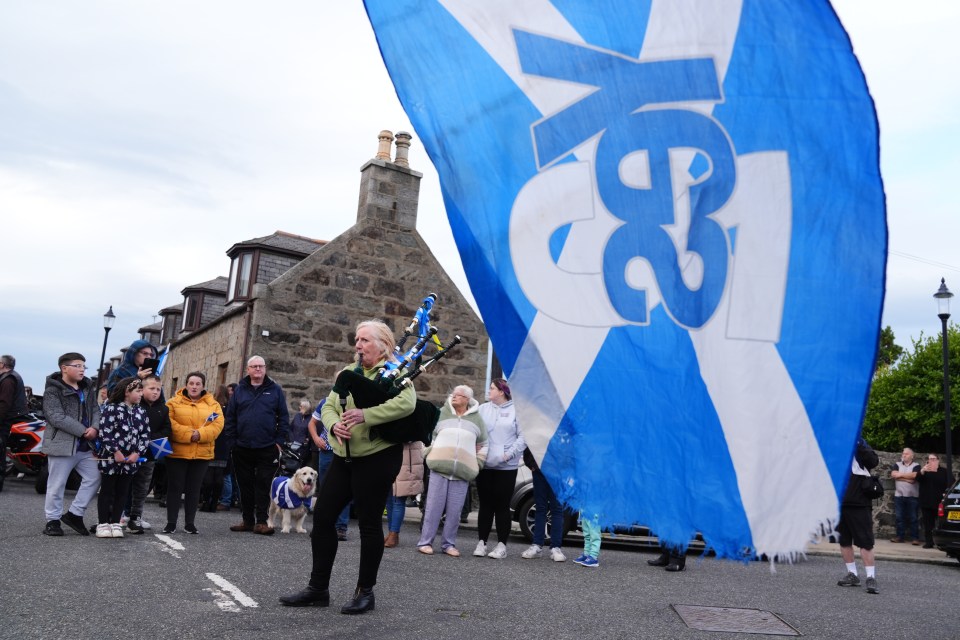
[228,251,255,302]
[236,252,253,299]
[182,294,201,331]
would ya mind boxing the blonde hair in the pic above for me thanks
[355,320,396,363]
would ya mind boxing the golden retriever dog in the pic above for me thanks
[267,466,318,533]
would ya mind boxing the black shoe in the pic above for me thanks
[162,523,176,534]
[279,586,330,607]
[340,587,375,615]
[61,512,90,536]
[184,524,199,535]
[647,552,670,567]
[665,560,686,572]
[43,520,64,536]
[922,543,934,549]
[337,529,348,541]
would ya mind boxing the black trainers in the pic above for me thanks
[162,523,176,534]
[127,518,144,534]
[865,577,879,594]
[184,524,199,535]
[61,511,90,536]
[43,520,64,536]
[837,572,860,587]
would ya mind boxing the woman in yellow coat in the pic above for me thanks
[164,371,224,534]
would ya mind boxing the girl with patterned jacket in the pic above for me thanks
[417,385,488,557]
[96,377,150,538]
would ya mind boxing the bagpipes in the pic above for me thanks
[333,293,461,459]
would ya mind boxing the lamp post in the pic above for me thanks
[934,279,954,478]
[97,306,116,386]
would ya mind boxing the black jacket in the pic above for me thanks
[841,439,879,508]
[141,397,173,460]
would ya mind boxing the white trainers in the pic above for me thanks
[473,540,487,557]
[95,523,113,538]
[521,544,543,559]
[119,515,129,526]
[550,547,567,562]
[487,542,507,559]
[111,523,124,538]
[138,518,152,530]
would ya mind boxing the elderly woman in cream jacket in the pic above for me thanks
[416,385,488,557]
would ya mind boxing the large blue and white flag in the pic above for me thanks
[365,0,887,558]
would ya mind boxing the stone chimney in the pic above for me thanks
[356,129,423,230]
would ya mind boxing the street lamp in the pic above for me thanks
[97,306,116,386]
[934,279,954,478]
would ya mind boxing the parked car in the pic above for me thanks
[509,460,705,552]
[933,476,960,563]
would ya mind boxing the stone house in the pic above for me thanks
[160,130,490,409]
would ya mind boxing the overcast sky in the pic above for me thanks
[1,1,958,391]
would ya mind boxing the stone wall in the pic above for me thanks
[869,449,945,539]
[249,223,488,410]
[162,307,249,399]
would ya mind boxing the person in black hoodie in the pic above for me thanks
[835,437,880,594]
[126,374,171,533]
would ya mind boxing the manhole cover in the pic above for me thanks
[672,604,800,636]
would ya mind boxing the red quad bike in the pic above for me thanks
[4,412,80,493]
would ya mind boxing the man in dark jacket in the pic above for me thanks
[836,437,880,594]
[917,453,951,549]
[223,355,289,535]
[105,339,157,394]
[41,353,102,537]
[0,354,28,492]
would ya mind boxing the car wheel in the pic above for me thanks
[517,495,536,542]
[517,495,572,543]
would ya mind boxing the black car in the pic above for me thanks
[509,462,705,552]
[933,477,960,563]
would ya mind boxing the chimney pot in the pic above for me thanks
[394,131,412,168]
[376,130,394,160]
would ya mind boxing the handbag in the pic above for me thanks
[861,474,884,500]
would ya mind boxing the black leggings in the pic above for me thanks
[98,473,134,524]
[476,468,517,544]
[165,458,209,528]
[309,445,402,591]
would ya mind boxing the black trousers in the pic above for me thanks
[476,468,518,544]
[98,473,134,524]
[921,507,938,545]
[309,445,402,591]
[232,446,278,525]
[165,458,209,528]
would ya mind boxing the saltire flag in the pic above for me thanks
[148,437,172,460]
[156,344,170,376]
[364,0,886,559]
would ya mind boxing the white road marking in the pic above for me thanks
[154,534,185,550]
[206,573,259,608]
[204,588,241,613]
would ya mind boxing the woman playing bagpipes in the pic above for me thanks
[281,319,415,614]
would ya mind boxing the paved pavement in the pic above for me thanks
[0,474,956,640]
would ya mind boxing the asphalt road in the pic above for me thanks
[0,475,956,640]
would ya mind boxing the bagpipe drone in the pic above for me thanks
[333,293,461,459]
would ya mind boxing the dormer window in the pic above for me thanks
[227,251,255,302]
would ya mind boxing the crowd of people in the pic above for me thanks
[1,329,956,613]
